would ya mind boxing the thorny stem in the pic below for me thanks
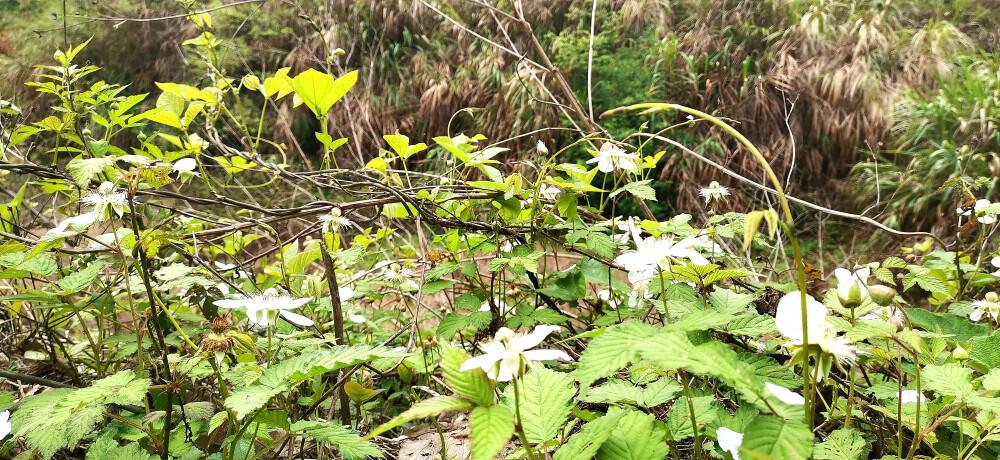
[603,103,813,428]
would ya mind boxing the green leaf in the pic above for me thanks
[971,330,1000,371]
[621,180,657,201]
[315,133,348,153]
[922,363,974,400]
[291,69,358,118]
[518,368,576,443]
[741,417,812,460]
[86,434,153,460]
[667,395,717,440]
[814,429,870,460]
[597,407,670,460]
[574,321,656,388]
[906,308,989,342]
[67,156,118,186]
[581,378,681,408]
[726,314,777,337]
[586,232,616,259]
[470,405,515,460]
[437,313,471,340]
[439,344,494,406]
[58,260,105,293]
[367,396,473,439]
[553,409,622,460]
[292,421,383,460]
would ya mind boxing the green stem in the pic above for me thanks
[680,370,703,460]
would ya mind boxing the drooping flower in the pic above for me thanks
[478,299,513,315]
[586,143,639,173]
[898,390,928,404]
[834,266,870,307]
[347,308,366,324]
[538,184,561,201]
[172,157,200,176]
[319,207,352,234]
[0,410,11,441]
[460,325,572,381]
[715,427,744,460]
[214,288,314,328]
[597,289,620,310]
[536,140,549,155]
[699,181,730,204]
[774,291,828,345]
[765,382,805,405]
[970,292,1000,323]
[974,199,997,225]
[499,239,520,253]
[80,181,137,221]
[991,256,1000,276]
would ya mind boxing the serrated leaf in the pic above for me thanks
[86,434,152,460]
[519,368,576,443]
[574,321,656,388]
[726,314,777,337]
[58,260,105,293]
[440,344,494,406]
[667,395,717,440]
[292,421,384,459]
[67,156,117,186]
[582,378,681,408]
[741,417,812,460]
[437,313,471,340]
[586,232,616,258]
[553,409,621,460]
[597,407,670,460]
[470,405,514,460]
[922,363,974,400]
[971,331,1000,370]
[814,429,869,460]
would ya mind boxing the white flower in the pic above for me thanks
[765,382,805,405]
[957,206,972,217]
[380,263,418,290]
[347,308,366,324]
[716,427,743,460]
[776,291,856,363]
[699,181,730,204]
[460,325,572,381]
[499,239,519,253]
[47,211,100,235]
[172,157,200,176]
[597,289,620,310]
[0,410,11,441]
[80,182,134,220]
[970,292,1000,323]
[614,219,712,282]
[898,390,927,404]
[991,256,1000,276]
[612,216,639,243]
[214,288,314,328]
[478,299,513,315]
[774,291,828,344]
[319,207,352,233]
[585,143,639,173]
[834,266,870,306]
[975,199,997,225]
[536,140,549,155]
[339,286,355,301]
[538,184,561,201]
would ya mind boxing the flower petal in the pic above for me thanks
[511,324,561,351]
[460,353,504,373]
[765,382,805,405]
[279,310,315,327]
[774,291,827,344]
[214,299,248,309]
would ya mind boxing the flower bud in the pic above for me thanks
[229,331,256,353]
[241,75,261,92]
[137,132,147,142]
[867,285,897,307]
[838,281,864,309]
[953,345,969,361]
